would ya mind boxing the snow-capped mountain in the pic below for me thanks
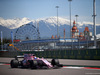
[0,17,100,39]
[0,17,32,29]
[1,16,100,29]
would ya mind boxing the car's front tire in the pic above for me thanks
[51,59,59,66]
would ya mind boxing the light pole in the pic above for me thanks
[75,15,79,27]
[68,0,72,38]
[37,21,40,40]
[92,0,96,48]
[68,0,72,49]
[1,31,3,50]
[11,31,14,51]
[56,6,59,38]
[37,21,40,51]
[75,15,79,49]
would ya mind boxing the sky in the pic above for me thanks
[0,0,100,24]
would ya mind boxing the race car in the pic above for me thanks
[10,54,63,69]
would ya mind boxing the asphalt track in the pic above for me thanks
[0,58,100,75]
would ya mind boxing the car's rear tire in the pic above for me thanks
[10,59,19,68]
[30,60,38,69]
[51,59,59,66]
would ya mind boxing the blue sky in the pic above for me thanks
[0,0,100,24]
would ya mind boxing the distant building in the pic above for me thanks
[79,32,84,39]
[71,21,92,41]
[55,35,58,39]
[71,21,79,38]
[79,27,92,40]
[51,35,54,39]
[84,27,92,39]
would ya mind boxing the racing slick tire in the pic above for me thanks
[51,59,59,66]
[30,60,38,69]
[10,59,19,68]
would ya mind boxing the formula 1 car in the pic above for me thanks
[10,54,63,69]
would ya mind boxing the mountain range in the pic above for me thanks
[0,17,100,40]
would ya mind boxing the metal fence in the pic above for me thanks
[0,39,100,52]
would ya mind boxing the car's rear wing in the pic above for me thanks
[15,55,24,60]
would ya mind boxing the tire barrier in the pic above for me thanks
[0,49,100,60]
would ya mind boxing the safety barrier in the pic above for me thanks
[18,49,100,60]
[0,49,100,60]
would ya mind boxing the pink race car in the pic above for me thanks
[10,54,63,69]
